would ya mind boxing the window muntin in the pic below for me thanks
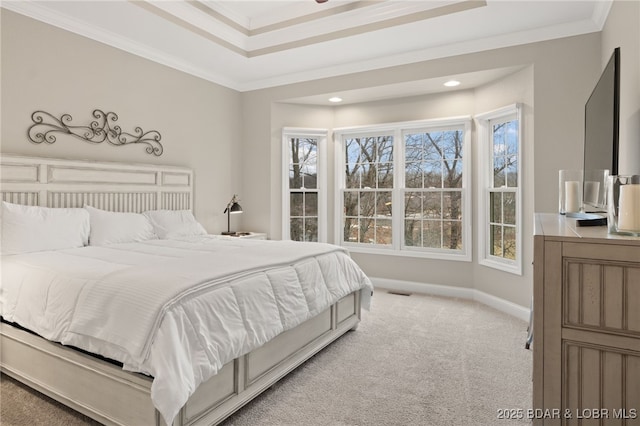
[477,104,522,274]
[488,118,518,261]
[343,135,394,246]
[336,118,471,260]
[403,129,464,251]
[283,129,326,242]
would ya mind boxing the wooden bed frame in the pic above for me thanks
[0,154,363,425]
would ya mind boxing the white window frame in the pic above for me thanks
[282,128,328,242]
[475,104,523,275]
[334,117,472,261]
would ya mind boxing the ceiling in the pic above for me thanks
[3,0,612,97]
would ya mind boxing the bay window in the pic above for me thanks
[335,118,471,260]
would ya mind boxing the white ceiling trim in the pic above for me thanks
[245,1,486,54]
[242,16,603,92]
[1,0,612,92]
[198,0,382,36]
[133,0,485,56]
[1,0,241,89]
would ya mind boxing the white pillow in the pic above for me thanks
[85,205,156,246]
[1,201,90,255]
[143,209,207,239]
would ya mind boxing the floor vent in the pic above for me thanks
[387,290,412,296]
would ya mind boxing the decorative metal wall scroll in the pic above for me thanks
[28,110,163,156]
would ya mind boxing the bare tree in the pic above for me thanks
[404,130,463,249]
[344,136,393,243]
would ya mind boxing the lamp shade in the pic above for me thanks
[222,195,243,235]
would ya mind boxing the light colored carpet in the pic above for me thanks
[0,290,532,425]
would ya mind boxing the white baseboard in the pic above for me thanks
[371,277,530,322]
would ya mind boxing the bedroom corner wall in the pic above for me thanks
[0,10,243,233]
[241,33,601,308]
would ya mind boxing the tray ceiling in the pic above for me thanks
[2,1,611,92]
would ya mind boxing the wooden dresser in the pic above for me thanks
[533,213,640,425]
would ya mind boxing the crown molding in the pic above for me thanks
[1,1,241,90]
[1,0,607,92]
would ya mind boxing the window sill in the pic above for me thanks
[342,244,472,262]
[479,257,522,275]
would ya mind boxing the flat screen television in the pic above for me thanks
[582,47,620,211]
[584,47,620,176]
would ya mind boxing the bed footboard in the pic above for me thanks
[1,291,362,426]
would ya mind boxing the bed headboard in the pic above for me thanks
[0,154,193,212]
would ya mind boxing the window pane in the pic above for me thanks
[289,166,302,189]
[491,225,503,257]
[405,192,422,218]
[405,134,423,161]
[490,191,502,223]
[344,217,358,242]
[360,163,376,189]
[377,192,393,218]
[443,221,462,250]
[346,138,362,163]
[344,191,358,217]
[359,218,375,243]
[423,161,442,188]
[301,163,317,189]
[443,191,462,220]
[505,120,518,155]
[290,193,303,217]
[359,192,375,216]
[506,156,518,187]
[422,133,441,161]
[442,160,463,188]
[304,218,318,242]
[377,137,394,162]
[345,163,360,189]
[376,219,392,245]
[405,162,422,188]
[504,192,516,225]
[503,226,516,260]
[305,193,318,216]
[493,157,506,187]
[424,192,441,219]
[361,138,376,162]
[290,218,303,242]
[404,219,421,246]
[493,123,506,155]
[423,220,442,248]
[441,131,463,159]
[377,162,394,188]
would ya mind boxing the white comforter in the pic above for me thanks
[0,236,372,425]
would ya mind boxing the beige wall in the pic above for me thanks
[602,0,640,175]
[3,5,637,309]
[472,67,534,306]
[0,10,243,233]
[242,34,601,307]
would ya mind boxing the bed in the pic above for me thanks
[0,154,373,426]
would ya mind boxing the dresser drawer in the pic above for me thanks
[562,244,640,338]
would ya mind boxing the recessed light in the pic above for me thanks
[444,80,461,87]
[328,97,343,103]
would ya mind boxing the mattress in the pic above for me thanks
[0,235,372,425]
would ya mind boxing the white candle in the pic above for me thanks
[565,181,580,213]
[584,181,600,205]
[617,184,640,231]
